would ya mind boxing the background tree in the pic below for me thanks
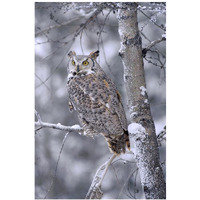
[35,2,166,199]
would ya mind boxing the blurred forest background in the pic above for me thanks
[35,2,166,199]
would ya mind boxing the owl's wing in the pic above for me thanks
[98,75,128,131]
[67,71,127,134]
[114,89,128,131]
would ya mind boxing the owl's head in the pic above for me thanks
[67,50,99,76]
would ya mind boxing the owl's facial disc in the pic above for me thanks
[68,55,95,78]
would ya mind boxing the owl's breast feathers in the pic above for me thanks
[67,70,130,154]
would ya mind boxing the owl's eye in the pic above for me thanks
[82,60,89,66]
[71,60,75,66]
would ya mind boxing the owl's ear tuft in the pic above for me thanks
[68,51,76,58]
[88,50,99,60]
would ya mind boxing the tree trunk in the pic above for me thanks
[117,3,166,199]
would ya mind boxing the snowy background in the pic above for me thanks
[35,2,166,199]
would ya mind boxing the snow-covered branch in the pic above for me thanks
[85,154,116,199]
[71,2,166,12]
[35,121,84,134]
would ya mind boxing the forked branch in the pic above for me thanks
[85,154,117,199]
[142,35,166,57]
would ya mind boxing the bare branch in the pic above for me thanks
[35,73,51,93]
[35,121,84,134]
[44,132,69,199]
[127,168,139,198]
[73,7,103,40]
[38,42,68,62]
[36,48,70,89]
[35,109,42,123]
[97,9,112,50]
[35,17,80,37]
[139,9,166,31]
[142,35,166,57]
[157,126,166,146]
[85,154,117,199]
[117,167,138,198]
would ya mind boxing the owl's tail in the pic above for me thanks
[105,130,130,155]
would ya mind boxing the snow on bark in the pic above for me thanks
[128,122,146,135]
[140,86,147,96]
[117,3,166,199]
[71,124,81,129]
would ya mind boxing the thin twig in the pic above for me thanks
[74,6,103,39]
[44,132,69,199]
[35,73,51,93]
[39,42,68,62]
[146,36,166,50]
[139,10,166,31]
[35,17,80,37]
[157,126,166,146]
[140,31,151,44]
[36,48,70,89]
[142,36,166,57]
[118,167,138,198]
[97,9,112,50]
[35,109,42,123]
[100,35,113,75]
[80,31,84,54]
[97,154,116,187]
[127,168,139,198]
[85,154,117,199]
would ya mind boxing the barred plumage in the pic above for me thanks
[67,50,130,154]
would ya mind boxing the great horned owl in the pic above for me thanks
[66,50,130,154]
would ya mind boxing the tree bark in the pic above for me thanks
[117,3,166,199]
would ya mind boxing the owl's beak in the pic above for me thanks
[77,65,80,73]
